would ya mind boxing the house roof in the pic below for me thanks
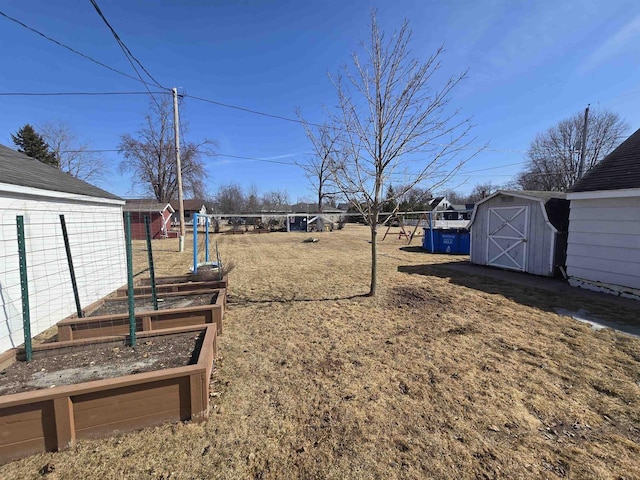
[449,204,469,211]
[570,127,640,192]
[0,144,121,200]
[170,199,208,211]
[123,199,174,213]
[261,204,291,213]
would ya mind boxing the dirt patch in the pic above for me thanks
[388,284,452,309]
[90,292,219,317]
[0,331,203,395]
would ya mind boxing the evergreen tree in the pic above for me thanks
[11,124,59,168]
[383,185,397,212]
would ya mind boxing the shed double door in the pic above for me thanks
[486,206,528,271]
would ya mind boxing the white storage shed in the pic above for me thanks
[0,144,127,353]
[469,191,569,276]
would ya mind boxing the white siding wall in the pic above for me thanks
[566,196,640,295]
[0,192,126,353]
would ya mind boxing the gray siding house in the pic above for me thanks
[566,128,640,299]
[469,191,569,276]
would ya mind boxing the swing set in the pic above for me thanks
[381,211,435,244]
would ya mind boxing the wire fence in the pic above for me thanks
[0,198,127,353]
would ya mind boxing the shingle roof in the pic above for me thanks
[0,144,121,200]
[123,199,173,212]
[503,190,567,201]
[570,127,640,192]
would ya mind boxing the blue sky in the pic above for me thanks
[2,0,640,201]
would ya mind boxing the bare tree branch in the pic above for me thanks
[38,120,107,182]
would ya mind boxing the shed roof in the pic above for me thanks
[473,190,565,209]
[123,199,174,213]
[570,127,640,192]
[0,144,121,200]
[470,190,569,232]
[506,190,567,201]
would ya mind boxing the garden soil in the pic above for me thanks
[0,331,203,395]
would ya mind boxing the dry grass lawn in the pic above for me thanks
[2,225,639,479]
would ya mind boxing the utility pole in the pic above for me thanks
[577,104,590,180]
[173,87,186,252]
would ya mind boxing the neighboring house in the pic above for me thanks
[427,196,451,213]
[123,199,175,240]
[443,204,475,221]
[170,199,208,226]
[566,128,640,299]
[469,190,569,276]
[0,144,126,353]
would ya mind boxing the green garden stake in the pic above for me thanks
[124,212,136,347]
[144,216,158,310]
[16,216,32,362]
[60,214,83,318]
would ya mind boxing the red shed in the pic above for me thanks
[123,200,176,240]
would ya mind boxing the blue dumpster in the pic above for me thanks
[422,228,470,254]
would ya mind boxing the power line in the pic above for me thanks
[55,148,300,166]
[184,93,532,154]
[184,94,327,129]
[457,161,526,175]
[209,153,299,166]
[0,91,168,96]
[0,10,159,89]
[0,86,528,157]
[88,0,168,108]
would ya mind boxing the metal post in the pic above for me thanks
[124,212,136,346]
[429,212,435,253]
[215,240,222,281]
[173,87,186,252]
[16,216,32,362]
[144,216,158,311]
[60,215,83,318]
[193,213,199,273]
[205,216,210,263]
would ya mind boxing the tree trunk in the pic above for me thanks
[369,224,377,296]
[317,192,323,232]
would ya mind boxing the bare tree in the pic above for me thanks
[261,189,290,207]
[327,12,478,295]
[119,98,212,203]
[213,183,246,213]
[38,120,107,183]
[246,184,260,213]
[296,110,342,228]
[447,182,498,204]
[516,108,628,191]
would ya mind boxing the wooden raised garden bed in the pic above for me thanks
[117,274,228,297]
[56,289,225,342]
[0,324,217,465]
